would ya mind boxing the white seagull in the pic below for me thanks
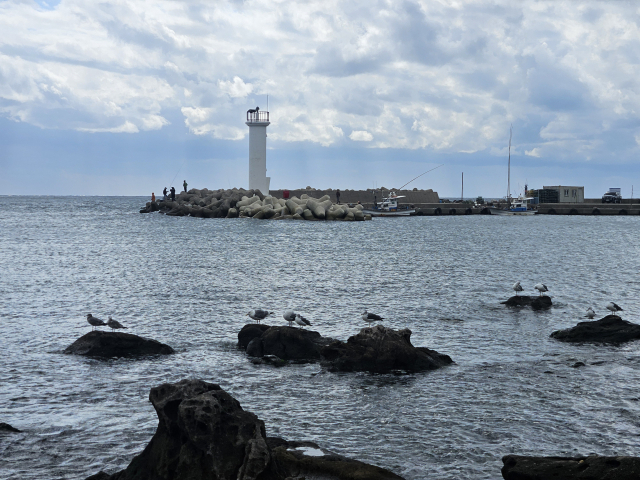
[87,314,106,331]
[362,310,384,324]
[586,307,596,319]
[246,309,274,324]
[606,302,623,315]
[107,316,127,332]
[512,281,524,296]
[283,310,296,327]
[534,284,549,296]
[294,314,311,328]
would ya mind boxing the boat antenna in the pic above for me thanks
[507,124,512,201]
[398,164,444,191]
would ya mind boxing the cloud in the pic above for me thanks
[219,76,253,98]
[525,148,541,157]
[350,130,373,141]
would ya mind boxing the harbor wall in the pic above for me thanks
[409,203,640,216]
[269,188,440,205]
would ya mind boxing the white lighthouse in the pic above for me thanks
[245,106,270,194]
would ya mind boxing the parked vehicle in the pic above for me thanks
[602,188,622,203]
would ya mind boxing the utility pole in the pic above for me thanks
[461,172,464,202]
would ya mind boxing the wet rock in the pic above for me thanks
[64,331,174,358]
[86,379,405,480]
[139,202,159,214]
[501,454,640,480]
[550,315,640,344]
[0,422,21,433]
[502,295,552,310]
[238,324,271,349]
[241,325,329,361]
[322,325,453,373]
[571,361,586,368]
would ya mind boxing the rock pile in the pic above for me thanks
[86,379,404,480]
[550,315,640,344]
[501,454,640,480]
[140,188,372,221]
[502,296,552,310]
[64,331,175,358]
[238,324,453,374]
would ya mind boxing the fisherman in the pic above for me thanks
[336,189,341,204]
[163,187,168,201]
[170,186,176,201]
[183,180,188,193]
[151,192,155,202]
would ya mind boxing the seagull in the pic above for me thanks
[107,316,127,332]
[586,307,596,319]
[246,309,274,324]
[534,284,549,296]
[362,310,384,324]
[283,310,296,327]
[606,302,623,315]
[87,314,106,331]
[513,281,523,296]
[295,314,311,328]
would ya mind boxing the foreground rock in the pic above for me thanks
[238,324,453,373]
[64,331,174,357]
[550,315,640,344]
[502,454,640,479]
[86,379,404,480]
[0,422,21,433]
[502,295,552,310]
[141,187,372,221]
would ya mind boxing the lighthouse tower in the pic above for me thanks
[245,106,270,194]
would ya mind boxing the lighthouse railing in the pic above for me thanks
[246,110,270,123]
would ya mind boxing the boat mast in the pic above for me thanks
[507,125,512,202]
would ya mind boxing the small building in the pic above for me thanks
[542,185,584,203]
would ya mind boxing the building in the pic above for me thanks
[542,185,584,203]
[245,107,270,194]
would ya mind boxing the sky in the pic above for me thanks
[1,0,640,198]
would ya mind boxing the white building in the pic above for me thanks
[245,107,270,194]
[543,185,585,203]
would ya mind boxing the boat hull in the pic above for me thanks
[362,209,415,217]
[489,208,537,216]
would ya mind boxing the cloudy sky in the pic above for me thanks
[1,0,639,197]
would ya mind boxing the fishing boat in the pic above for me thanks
[363,191,415,217]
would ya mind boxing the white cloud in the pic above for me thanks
[219,76,253,98]
[525,148,541,157]
[77,121,139,133]
[349,130,373,141]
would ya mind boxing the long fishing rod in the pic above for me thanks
[169,158,188,187]
[397,164,444,191]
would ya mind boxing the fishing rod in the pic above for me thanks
[397,164,444,191]
[169,158,188,187]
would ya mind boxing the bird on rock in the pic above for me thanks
[586,307,596,319]
[362,310,384,325]
[534,284,549,296]
[87,314,106,331]
[513,281,524,296]
[107,316,127,332]
[295,314,311,329]
[606,302,623,315]
[246,309,274,324]
[283,310,296,327]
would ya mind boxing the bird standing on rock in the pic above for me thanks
[246,309,274,324]
[534,284,549,296]
[87,314,106,331]
[586,307,596,319]
[283,310,296,327]
[107,316,127,332]
[606,302,623,315]
[362,310,384,325]
[294,314,311,328]
[513,281,523,296]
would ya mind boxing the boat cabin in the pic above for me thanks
[510,197,534,212]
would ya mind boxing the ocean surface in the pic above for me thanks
[1,196,640,480]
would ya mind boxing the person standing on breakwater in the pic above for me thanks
[170,186,176,201]
[163,187,168,201]
[183,180,188,193]
[151,192,155,202]
[336,189,341,204]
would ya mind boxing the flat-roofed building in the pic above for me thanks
[543,185,584,203]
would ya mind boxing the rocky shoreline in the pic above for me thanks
[238,324,453,374]
[140,188,373,221]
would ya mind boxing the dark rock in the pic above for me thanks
[571,362,586,368]
[322,325,453,373]
[256,326,326,361]
[502,454,640,480]
[139,202,160,214]
[502,295,552,310]
[0,422,21,433]
[268,437,404,480]
[87,379,405,480]
[64,331,174,358]
[238,324,271,349]
[551,315,640,344]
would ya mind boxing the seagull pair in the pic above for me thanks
[512,282,548,296]
[86,314,127,331]
[283,310,311,328]
[246,309,274,324]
